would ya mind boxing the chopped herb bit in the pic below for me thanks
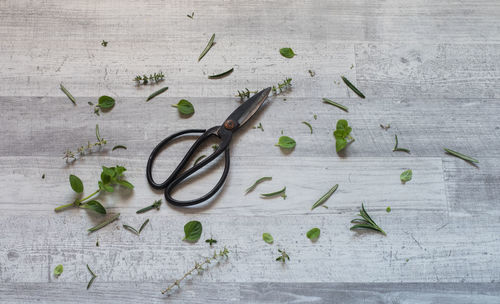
[208,68,233,79]
[198,33,215,62]
[275,136,296,149]
[350,64,354,69]
[279,48,295,58]
[134,72,164,85]
[308,70,315,77]
[276,249,290,263]
[400,169,412,183]
[252,122,264,131]
[444,148,479,163]
[183,220,202,242]
[139,219,149,233]
[187,12,194,19]
[146,86,168,102]
[323,98,348,112]
[54,264,63,277]
[211,144,219,151]
[86,264,97,290]
[386,206,391,213]
[88,213,120,233]
[261,186,286,199]
[341,76,365,99]
[334,119,354,152]
[311,184,338,210]
[193,155,207,167]
[246,176,272,194]
[313,114,317,120]
[123,219,149,235]
[262,233,274,244]
[205,238,217,246]
[101,40,108,47]
[393,135,410,153]
[62,125,108,162]
[60,83,76,105]
[136,199,162,214]
[112,145,127,151]
[380,124,390,130]
[302,121,313,134]
[306,228,320,241]
[172,99,194,116]
[42,174,45,179]
[350,203,386,235]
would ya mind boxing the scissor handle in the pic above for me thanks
[146,126,232,206]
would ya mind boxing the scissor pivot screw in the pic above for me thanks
[224,120,235,130]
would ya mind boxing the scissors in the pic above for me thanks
[146,87,272,207]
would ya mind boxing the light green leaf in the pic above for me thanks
[400,169,412,183]
[279,48,295,58]
[69,174,84,193]
[54,264,63,276]
[81,200,106,215]
[306,228,320,241]
[183,220,202,242]
[262,233,274,244]
[172,99,194,115]
[275,136,296,149]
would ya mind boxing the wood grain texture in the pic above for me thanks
[1,0,500,302]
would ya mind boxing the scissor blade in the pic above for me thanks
[227,87,271,129]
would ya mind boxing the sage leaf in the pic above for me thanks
[275,136,296,149]
[302,121,313,134]
[208,68,233,79]
[198,33,215,62]
[245,176,272,194]
[279,48,295,58]
[306,228,320,241]
[97,95,115,109]
[81,200,106,215]
[400,169,412,183]
[341,76,365,99]
[172,99,194,115]
[322,98,348,112]
[311,184,338,210]
[333,119,354,152]
[183,220,202,242]
[54,264,63,276]
[60,83,76,105]
[444,148,479,163]
[88,213,120,232]
[112,145,127,151]
[69,174,84,193]
[262,233,274,244]
[146,86,168,102]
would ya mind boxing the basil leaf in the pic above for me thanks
[116,179,134,189]
[279,48,295,58]
[172,99,194,115]
[275,136,296,149]
[69,174,84,193]
[54,264,63,276]
[146,86,169,102]
[97,95,115,109]
[183,220,202,242]
[306,228,320,241]
[262,233,273,244]
[400,169,412,183]
[81,200,107,215]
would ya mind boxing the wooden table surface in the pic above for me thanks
[1,0,499,303]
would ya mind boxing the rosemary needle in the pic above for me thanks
[393,135,410,153]
[146,86,168,102]
[322,98,348,112]
[60,83,76,105]
[444,148,479,163]
[88,213,120,233]
[208,68,233,79]
[341,76,365,99]
[311,184,338,210]
[261,186,286,199]
[198,33,215,62]
[302,121,313,134]
[245,177,272,194]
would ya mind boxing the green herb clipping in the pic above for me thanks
[322,98,348,112]
[444,148,479,163]
[350,203,386,235]
[302,121,313,134]
[205,238,217,246]
[198,33,215,62]
[386,206,391,213]
[86,264,97,290]
[208,68,233,79]
[54,264,63,277]
[193,155,207,167]
[69,174,84,193]
[400,169,412,183]
[97,96,115,109]
[60,83,76,105]
[275,136,296,149]
[311,184,338,210]
[276,249,290,263]
[393,135,410,153]
[262,233,274,244]
[341,76,365,99]
[112,145,127,151]
[172,99,194,115]
[245,176,272,194]
[261,186,287,199]
[279,48,295,58]
[80,200,106,214]
[334,119,354,152]
[306,228,320,241]
[88,213,120,233]
[183,220,202,242]
[146,86,168,102]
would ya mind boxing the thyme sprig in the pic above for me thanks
[161,247,229,294]
[63,125,107,162]
[350,203,386,235]
[134,72,165,85]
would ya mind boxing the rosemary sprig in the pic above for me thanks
[311,184,338,210]
[198,33,215,62]
[350,204,386,235]
[136,199,162,214]
[162,247,229,294]
[444,148,479,163]
[88,213,120,233]
[208,68,233,79]
[63,124,107,162]
[302,121,313,134]
[322,98,348,112]
[147,86,168,102]
[60,83,76,105]
[86,264,97,290]
[134,72,164,85]
[261,186,286,199]
[245,176,272,194]
[123,219,149,235]
[341,76,365,99]
[393,134,410,153]
[276,249,290,263]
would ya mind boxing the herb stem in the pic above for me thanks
[54,189,100,212]
[88,213,120,233]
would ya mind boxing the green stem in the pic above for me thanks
[76,189,100,204]
[54,189,100,212]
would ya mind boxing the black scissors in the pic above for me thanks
[146,87,272,207]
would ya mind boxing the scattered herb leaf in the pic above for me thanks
[198,33,215,62]
[302,121,313,134]
[275,136,296,149]
[276,249,290,263]
[54,264,63,276]
[400,169,412,183]
[123,224,139,235]
[279,48,295,58]
[313,114,317,120]
[101,40,108,47]
[69,174,84,193]
[380,124,390,130]
[306,228,320,241]
[146,86,168,102]
[323,98,348,112]
[386,206,391,213]
[193,155,207,167]
[63,125,108,162]
[272,78,292,95]
[334,119,354,152]
[205,238,217,246]
[252,122,264,131]
[208,68,233,79]
[86,264,97,290]
[172,99,194,116]
[80,200,106,215]
[444,148,479,163]
[187,12,194,19]
[261,186,287,199]
[393,135,410,153]
[42,174,45,179]
[112,145,127,151]
[341,76,365,99]
[236,88,257,100]
[262,233,274,244]
[311,184,338,210]
[246,176,272,194]
[136,199,162,214]
[308,70,315,77]
[88,213,120,233]
[183,220,202,242]
[350,204,386,235]
[60,83,76,105]
[134,72,164,85]
[211,144,219,151]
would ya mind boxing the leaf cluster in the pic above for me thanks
[98,165,134,193]
[333,119,354,152]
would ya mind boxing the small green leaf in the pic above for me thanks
[275,136,296,149]
[172,99,194,115]
[97,96,115,109]
[262,233,274,244]
[54,264,63,276]
[306,228,320,241]
[116,180,134,189]
[69,175,84,193]
[386,206,391,213]
[60,83,76,105]
[183,220,202,242]
[400,169,412,183]
[146,86,169,102]
[279,48,295,58]
[81,200,106,215]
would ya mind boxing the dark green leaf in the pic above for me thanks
[112,145,127,151]
[69,175,84,193]
[183,220,202,242]
[275,136,296,149]
[54,264,63,276]
[172,99,194,115]
[123,224,139,235]
[306,228,320,241]
[114,165,126,176]
[279,48,295,58]
[302,121,313,134]
[322,98,348,112]
[205,238,217,245]
[208,68,233,79]
[97,96,115,109]
[136,199,162,214]
[245,176,272,194]
[341,76,365,99]
[81,200,107,215]
[311,184,338,210]
[60,83,76,105]
[198,33,215,62]
[146,86,169,102]
[262,233,273,244]
[444,148,479,163]
[138,219,149,234]
[400,169,412,183]
[88,213,120,232]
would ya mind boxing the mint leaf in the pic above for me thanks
[54,264,63,276]
[81,200,106,215]
[116,180,134,189]
[279,48,295,58]
[306,228,320,241]
[275,136,296,149]
[69,175,84,193]
[183,220,202,242]
[97,96,115,109]
[172,99,194,115]
[262,233,274,244]
[400,169,412,183]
